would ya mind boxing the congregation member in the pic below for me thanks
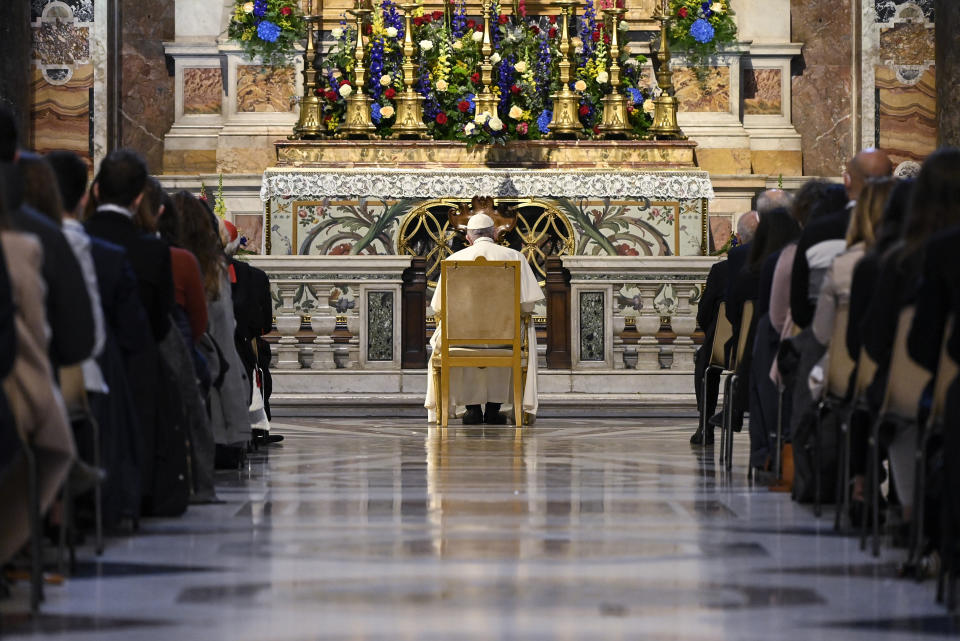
[690,244,729,446]
[425,213,544,425]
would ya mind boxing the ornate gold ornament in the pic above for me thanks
[474,0,499,118]
[598,6,632,138]
[390,2,430,138]
[340,0,377,138]
[548,0,584,138]
[649,0,686,139]
[291,0,323,139]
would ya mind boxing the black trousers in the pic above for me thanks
[694,344,721,423]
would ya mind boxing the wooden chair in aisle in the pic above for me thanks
[721,300,754,472]
[700,301,734,441]
[432,257,529,427]
[813,303,856,518]
[23,436,44,613]
[838,346,877,532]
[862,306,931,557]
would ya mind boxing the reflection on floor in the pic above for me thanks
[2,418,957,640]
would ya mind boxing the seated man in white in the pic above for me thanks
[425,212,545,424]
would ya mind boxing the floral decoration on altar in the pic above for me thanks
[316,0,653,141]
[667,0,736,75]
[229,0,307,65]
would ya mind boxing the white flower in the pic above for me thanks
[435,79,448,92]
[514,60,528,73]
[472,30,484,42]
[596,71,609,84]
[339,84,353,98]
[508,105,524,119]
[574,79,587,92]
[380,74,392,87]
[380,104,395,118]
[452,40,464,50]
[624,57,638,66]
[242,2,254,13]
[490,53,501,64]
[488,116,504,131]
[419,39,433,51]
[386,26,399,38]
[575,45,584,54]
[619,20,629,31]
[464,122,477,135]
[474,112,490,124]
[332,70,342,78]
[710,2,725,13]
[331,27,343,38]
[643,99,656,114]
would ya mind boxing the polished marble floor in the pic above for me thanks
[1,418,957,640]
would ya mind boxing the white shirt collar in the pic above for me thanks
[97,203,134,218]
[472,236,494,244]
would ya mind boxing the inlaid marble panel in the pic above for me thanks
[875,0,933,23]
[183,67,222,115]
[879,22,935,65]
[743,69,782,115]
[366,290,394,361]
[32,0,93,21]
[579,291,605,362]
[674,66,730,113]
[237,65,296,113]
[876,65,937,164]
[33,21,89,64]
[30,63,92,155]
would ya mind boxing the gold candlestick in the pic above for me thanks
[474,0,498,118]
[598,6,631,138]
[291,1,323,139]
[340,1,376,138]
[391,2,428,138]
[648,0,684,139]
[548,0,583,138]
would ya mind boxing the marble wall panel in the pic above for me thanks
[876,65,937,164]
[876,0,933,23]
[708,215,731,253]
[237,66,296,113]
[743,69,782,115]
[234,213,264,254]
[879,22,934,65]
[674,67,730,113]
[34,21,89,64]
[30,63,92,155]
[366,291,395,361]
[183,67,222,115]
[579,292,605,362]
[937,0,960,146]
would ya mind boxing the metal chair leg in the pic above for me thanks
[814,403,823,518]
[835,411,851,532]
[860,426,874,552]
[57,474,70,576]
[719,375,731,464]
[775,387,784,480]
[25,443,44,612]
[92,416,104,556]
[725,375,736,471]
[871,420,881,557]
[908,425,927,576]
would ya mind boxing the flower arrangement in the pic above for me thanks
[316,0,652,141]
[668,0,737,77]
[229,0,307,66]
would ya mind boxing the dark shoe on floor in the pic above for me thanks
[253,428,284,444]
[214,444,246,470]
[484,403,508,425]
[462,405,483,425]
[708,412,724,427]
[689,428,715,446]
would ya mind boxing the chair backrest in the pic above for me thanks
[881,306,932,421]
[58,365,88,422]
[709,302,733,369]
[825,303,856,400]
[930,316,957,424]
[440,257,522,348]
[731,300,754,372]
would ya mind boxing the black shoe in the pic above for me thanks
[462,405,483,425]
[708,412,724,427]
[214,444,246,470]
[253,428,284,444]
[690,428,715,446]
[483,403,508,424]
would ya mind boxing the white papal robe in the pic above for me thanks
[424,236,544,422]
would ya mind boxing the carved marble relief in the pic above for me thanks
[183,68,223,115]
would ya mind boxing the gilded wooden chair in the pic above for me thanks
[432,257,528,427]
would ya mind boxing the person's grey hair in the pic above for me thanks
[467,225,496,240]
[736,210,759,244]
[756,189,793,216]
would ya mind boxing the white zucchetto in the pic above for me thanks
[466,213,495,230]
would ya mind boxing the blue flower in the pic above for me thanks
[700,1,712,16]
[627,87,643,105]
[371,102,382,123]
[537,109,552,134]
[466,93,476,112]
[257,20,282,43]
[253,0,267,17]
[689,18,714,44]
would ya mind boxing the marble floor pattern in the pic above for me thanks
[1,418,957,640]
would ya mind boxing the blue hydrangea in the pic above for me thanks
[371,102,382,123]
[537,109,552,134]
[257,20,282,43]
[689,18,714,44]
[627,87,643,105]
[253,0,267,17]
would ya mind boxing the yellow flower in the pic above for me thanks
[508,105,523,120]
[710,2,725,13]
[574,79,587,92]
[380,104,395,118]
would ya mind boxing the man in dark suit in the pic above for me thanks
[691,257,729,445]
[908,225,960,374]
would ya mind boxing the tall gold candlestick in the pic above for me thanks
[391,2,428,138]
[648,0,684,139]
[291,0,323,139]
[340,1,376,138]
[474,0,498,118]
[547,0,583,137]
[598,6,631,138]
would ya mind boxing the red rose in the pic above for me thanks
[457,100,470,112]
[470,72,480,84]
[579,104,590,116]
[498,14,508,24]
[592,29,600,42]
[510,84,521,95]
[436,112,448,125]
[466,19,475,29]
[339,78,349,86]
[280,6,291,15]
[592,125,601,135]
[325,89,338,101]
[433,10,443,20]
[603,33,610,45]
[678,6,688,17]
[414,16,424,26]
[314,88,322,96]
[548,26,557,38]
[548,14,557,24]
[384,87,396,99]
[531,25,540,34]
[475,24,483,31]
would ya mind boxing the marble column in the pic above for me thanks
[0,1,31,146]
[936,0,960,147]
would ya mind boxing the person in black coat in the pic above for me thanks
[690,258,728,445]
[908,225,960,375]
[0,177,19,483]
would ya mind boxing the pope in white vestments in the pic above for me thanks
[425,213,545,424]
